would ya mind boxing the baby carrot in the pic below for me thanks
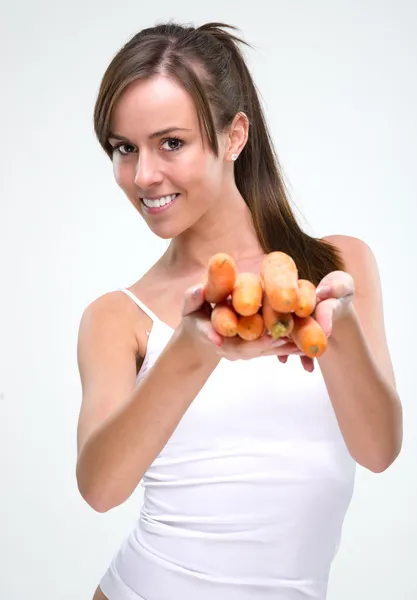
[211,302,239,337]
[295,279,317,318]
[262,252,299,313]
[237,313,265,341]
[260,251,298,280]
[262,293,294,340]
[204,253,237,303]
[290,315,328,358]
[232,272,263,316]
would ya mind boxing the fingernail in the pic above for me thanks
[272,339,287,347]
[316,285,331,297]
[192,286,201,299]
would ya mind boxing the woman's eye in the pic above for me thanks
[112,138,183,155]
[162,137,184,152]
[114,143,136,156]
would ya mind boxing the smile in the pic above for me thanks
[140,193,180,214]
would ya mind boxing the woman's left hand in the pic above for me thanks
[313,269,355,338]
[278,270,355,372]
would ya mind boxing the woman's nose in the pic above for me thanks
[134,153,163,189]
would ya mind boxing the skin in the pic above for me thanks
[91,73,402,597]
[108,74,301,355]
[109,75,264,270]
[110,74,401,457]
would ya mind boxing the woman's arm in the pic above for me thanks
[317,235,403,472]
[76,293,220,513]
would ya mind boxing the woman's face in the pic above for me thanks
[108,75,229,239]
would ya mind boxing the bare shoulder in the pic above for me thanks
[82,283,158,354]
[321,234,380,292]
[322,233,373,262]
[321,233,383,305]
[76,289,149,456]
[322,234,397,387]
[78,290,138,345]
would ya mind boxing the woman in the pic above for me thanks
[76,21,402,600]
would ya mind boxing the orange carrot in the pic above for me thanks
[232,272,263,316]
[262,293,294,340]
[237,313,265,341]
[290,315,327,358]
[204,253,237,303]
[211,302,239,337]
[295,279,317,318]
[261,252,299,313]
[260,251,298,280]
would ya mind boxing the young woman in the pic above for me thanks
[76,21,402,600]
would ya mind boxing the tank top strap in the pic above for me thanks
[118,288,161,324]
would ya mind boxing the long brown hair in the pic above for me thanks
[94,20,345,285]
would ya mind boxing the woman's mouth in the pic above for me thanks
[140,193,180,214]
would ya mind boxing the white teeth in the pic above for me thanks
[143,194,178,208]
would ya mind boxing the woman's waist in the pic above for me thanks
[139,443,355,556]
[140,469,353,537]
[127,507,342,585]
[113,532,330,600]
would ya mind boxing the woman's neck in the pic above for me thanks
[162,190,264,275]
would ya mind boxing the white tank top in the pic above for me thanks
[99,288,356,600]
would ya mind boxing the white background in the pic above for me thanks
[1,0,416,598]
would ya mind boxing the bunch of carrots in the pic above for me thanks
[201,252,328,359]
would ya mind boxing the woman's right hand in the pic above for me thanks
[179,284,309,366]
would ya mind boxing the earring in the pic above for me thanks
[231,153,238,161]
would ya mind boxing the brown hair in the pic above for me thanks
[94,20,345,285]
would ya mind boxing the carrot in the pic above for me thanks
[290,315,328,358]
[211,302,239,337]
[204,253,237,304]
[232,272,263,316]
[260,251,298,280]
[262,293,294,340]
[261,252,299,313]
[295,279,317,318]
[237,313,265,341]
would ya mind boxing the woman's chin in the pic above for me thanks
[147,222,181,240]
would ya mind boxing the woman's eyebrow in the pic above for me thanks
[108,127,192,141]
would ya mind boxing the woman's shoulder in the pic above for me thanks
[79,262,167,364]
[321,233,372,257]
[321,234,378,273]
[80,287,149,362]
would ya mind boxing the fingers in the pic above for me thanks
[277,354,315,372]
[313,297,338,338]
[182,285,205,317]
[198,319,224,347]
[248,341,301,358]
[222,334,284,352]
[263,345,299,357]
[316,272,355,301]
[300,355,315,372]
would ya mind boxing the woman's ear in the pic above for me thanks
[226,111,249,161]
